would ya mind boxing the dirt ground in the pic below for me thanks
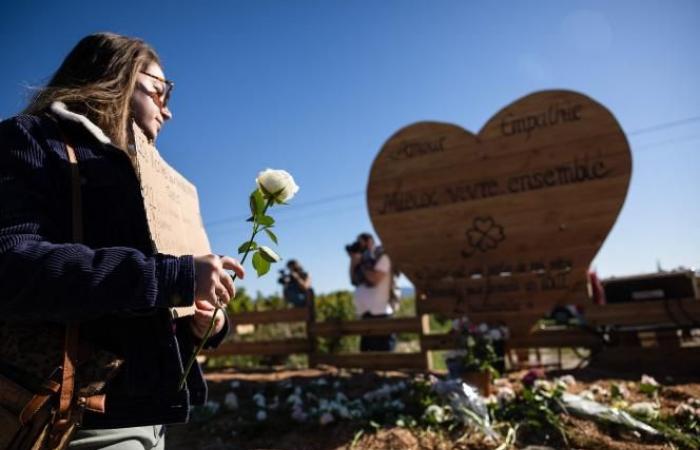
[165,366,699,450]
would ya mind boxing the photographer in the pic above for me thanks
[278,259,313,307]
[347,233,396,352]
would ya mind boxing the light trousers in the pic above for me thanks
[68,425,165,450]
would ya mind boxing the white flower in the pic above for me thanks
[497,386,515,403]
[229,380,240,389]
[335,392,348,403]
[424,405,447,423]
[557,375,576,387]
[533,379,553,392]
[319,412,334,426]
[224,392,239,410]
[315,377,328,386]
[256,410,267,421]
[674,403,696,417]
[629,402,659,419]
[641,375,659,387]
[256,169,299,203]
[477,323,489,334]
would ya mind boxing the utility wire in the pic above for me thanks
[627,116,700,136]
[204,116,700,228]
[206,190,364,228]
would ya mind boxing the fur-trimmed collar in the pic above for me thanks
[50,101,112,145]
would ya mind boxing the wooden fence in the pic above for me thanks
[203,297,700,373]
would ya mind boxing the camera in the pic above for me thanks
[277,269,292,286]
[345,240,363,254]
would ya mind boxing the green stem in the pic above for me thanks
[178,198,274,391]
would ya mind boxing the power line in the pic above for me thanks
[627,116,700,136]
[208,204,366,236]
[205,190,364,227]
[204,116,700,228]
[634,133,700,152]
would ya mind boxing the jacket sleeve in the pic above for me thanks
[0,117,195,322]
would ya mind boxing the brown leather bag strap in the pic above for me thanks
[57,138,82,426]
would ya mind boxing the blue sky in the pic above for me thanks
[1,1,699,296]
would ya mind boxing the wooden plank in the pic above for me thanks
[228,308,308,325]
[203,338,309,356]
[590,346,700,376]
[585,299,700,326]
[421,328,602,351]
[416,297,700,329]
[313,317,422,337]
[314,352,428,370]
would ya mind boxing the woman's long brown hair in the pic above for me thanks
[24,32,160,149]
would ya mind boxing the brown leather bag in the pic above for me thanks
[0,138,122,450]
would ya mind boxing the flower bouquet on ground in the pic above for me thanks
[444,317,509,395]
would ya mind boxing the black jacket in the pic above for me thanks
[0,107,225,428]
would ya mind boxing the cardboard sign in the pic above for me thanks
[129,123,211,317]
[367,90,632,315]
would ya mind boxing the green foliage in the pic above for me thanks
[226,287,254,314]
[494,384,568,447]
[314,290,358,353]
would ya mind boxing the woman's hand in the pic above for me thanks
[194,254,244,308]
[190,300,226,340]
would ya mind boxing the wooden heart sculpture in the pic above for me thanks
[367,90,632,316]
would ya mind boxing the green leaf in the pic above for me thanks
[252,251,271,277]
[238,241,258,254]
[259,245,281,263]
[251,189,266,216]
[264,228,278,244]
[257,215,275,227]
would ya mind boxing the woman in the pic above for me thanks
[0,33,242,448]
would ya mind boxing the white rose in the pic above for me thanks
[256,169,299,203]
[256,410,267,421]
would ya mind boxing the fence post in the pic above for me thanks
[417,289,434,371]
[306,292,317,368]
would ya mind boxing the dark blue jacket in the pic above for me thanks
[0,110,225,428]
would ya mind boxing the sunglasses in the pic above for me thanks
[139,71,174,109]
